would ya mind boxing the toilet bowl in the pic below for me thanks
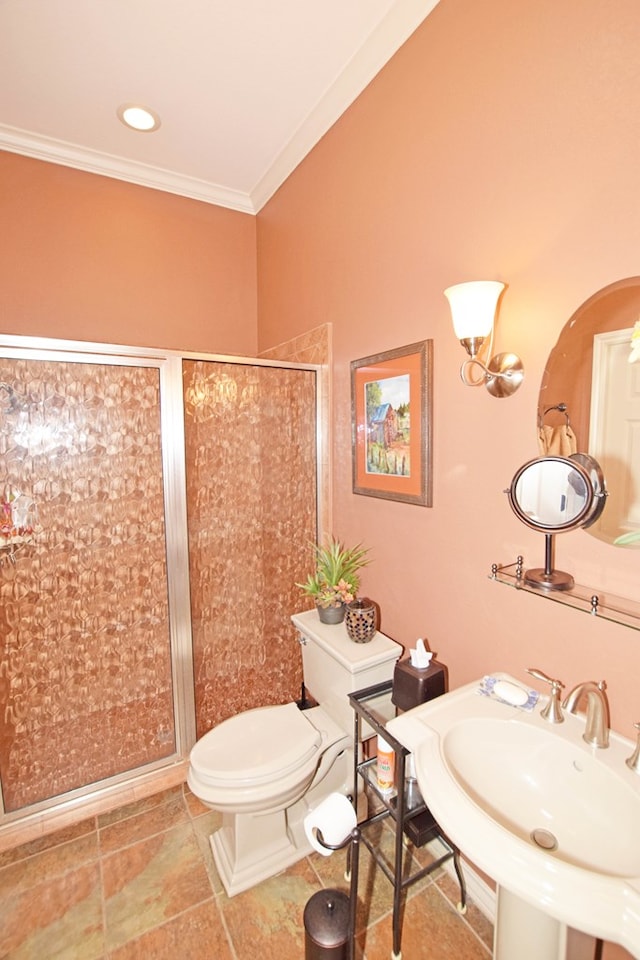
[188,702,351,896]
[187,610,401,896]
[188,701,348,815]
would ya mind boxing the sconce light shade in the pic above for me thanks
[444,280,505,341]
[444,280,524,398]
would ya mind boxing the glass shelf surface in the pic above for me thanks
[358,755,426,811]
[491,558,640,631]
[354,688,398,732]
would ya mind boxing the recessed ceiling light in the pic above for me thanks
[117,103,161,133]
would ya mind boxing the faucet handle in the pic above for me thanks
[626,722,640,774]
[526,668,565,724]
[527,667,563,687]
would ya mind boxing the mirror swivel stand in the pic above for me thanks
[523,533,575,592]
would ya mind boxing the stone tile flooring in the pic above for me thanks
[0,784,493,959]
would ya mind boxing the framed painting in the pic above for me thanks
[351,340,433,506]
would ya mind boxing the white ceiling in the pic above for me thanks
[0,0,439,214]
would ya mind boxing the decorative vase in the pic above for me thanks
[345,598,377,643]
[316,602,346,624]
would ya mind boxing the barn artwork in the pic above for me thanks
[351,341,433,507]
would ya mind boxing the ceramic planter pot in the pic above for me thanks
[316,602,346,624]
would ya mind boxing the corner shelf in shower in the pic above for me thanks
[490,556,640,632]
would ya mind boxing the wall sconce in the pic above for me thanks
[444,280,524,398]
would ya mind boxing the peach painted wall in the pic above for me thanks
[257,0,640,748]
[0,152,258,354]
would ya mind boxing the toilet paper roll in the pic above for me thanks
[303,792,357,856]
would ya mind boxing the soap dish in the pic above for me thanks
[478,675,539,711]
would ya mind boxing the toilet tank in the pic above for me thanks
[291,610,402,736]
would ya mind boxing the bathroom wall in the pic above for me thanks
[256,8,640,952]
[0,151,258,356]
[256,0,640,741]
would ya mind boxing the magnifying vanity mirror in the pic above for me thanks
[493,278,640,626]
[507,454,607,591]
[538,276,640,547]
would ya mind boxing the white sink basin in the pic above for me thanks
[388,675,640,957]
[445,716,640,878]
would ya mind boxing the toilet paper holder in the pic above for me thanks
[303,825,361,960]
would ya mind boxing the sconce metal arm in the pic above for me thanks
[459,352,525,398]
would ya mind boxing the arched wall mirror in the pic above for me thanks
[538,277,640,547]
[508,454,607,591]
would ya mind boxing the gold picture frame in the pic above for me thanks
[351,340,433,506]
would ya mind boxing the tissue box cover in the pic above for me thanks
[391,657,448,711]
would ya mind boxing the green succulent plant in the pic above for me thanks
[297,537,371,608]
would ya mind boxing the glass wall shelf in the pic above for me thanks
[490,556,640,632]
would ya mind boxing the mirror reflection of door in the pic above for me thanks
[589,328,640,543]
[514,460,589,528]
[538,276,640,546]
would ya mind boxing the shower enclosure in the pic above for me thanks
[0,338,319,823]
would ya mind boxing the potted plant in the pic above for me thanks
[297,537,371,623]
[614,530,640,546]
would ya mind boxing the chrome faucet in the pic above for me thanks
[527,668,565,723]
[562,680,610,748]
[626,723,640,774]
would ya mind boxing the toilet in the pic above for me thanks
[187,609,401,896]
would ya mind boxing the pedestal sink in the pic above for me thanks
[387,674,640,960]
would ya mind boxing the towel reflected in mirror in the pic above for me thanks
[537,424,577,457]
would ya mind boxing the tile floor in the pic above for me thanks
[0,783,493,959]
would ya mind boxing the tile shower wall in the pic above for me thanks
[0,358,174,812]
[260,323,332,540]
[183,360,318,737]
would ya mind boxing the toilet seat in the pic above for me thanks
[190,702,322,787]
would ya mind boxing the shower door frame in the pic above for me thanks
[0,334,325,837]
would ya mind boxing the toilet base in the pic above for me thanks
[210,746,354,897]
[211,805,310,897]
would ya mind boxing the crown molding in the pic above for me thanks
[1,0,440,217]
[250,0,440,211]
[0,125,256,214]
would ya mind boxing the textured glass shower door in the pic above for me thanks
[0,353,176,812]
[183,360,318,739]
[0,345,320,818]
